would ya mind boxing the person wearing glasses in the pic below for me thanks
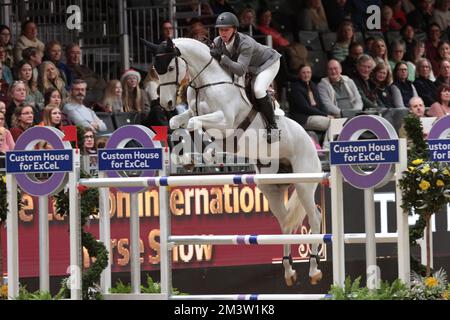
[391,61,418,108]
[0,25,14,68]
[63,79,106,133]
[10,104,34,141]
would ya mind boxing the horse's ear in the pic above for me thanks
[175,47,181,56]
[140,38,158,53]
[167,37,175,49]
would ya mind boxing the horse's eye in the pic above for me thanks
[168,66,175,72]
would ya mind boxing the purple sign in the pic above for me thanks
[12,126,72,196]
[428,115,450,139]
[336,115,398,189]
[428,116,450,162]
[104,125,162,193]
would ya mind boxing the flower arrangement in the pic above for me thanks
[398,115,450,276]
[407,269,449,300]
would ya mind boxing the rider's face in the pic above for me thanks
[218,27,235,44]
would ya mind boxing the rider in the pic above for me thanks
[210,12,281,142]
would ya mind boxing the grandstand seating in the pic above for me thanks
[298,31,322,51]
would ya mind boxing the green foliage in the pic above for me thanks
[407,269,449,300]
[54,170,108,300]
[403,115,429,162]
[15,286,58,300]
[327,276,408,300]
[110,274,186,295]
[0,173,24,224]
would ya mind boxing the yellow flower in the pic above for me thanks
[424,277,438,288]
[0,284,7,299]
[443,290,449,300]
[412,159,424,166]
[444,169,450,176]
[420,165,430,174]
[1,175,6,184]
[436,180,445,187]
[419,180,431,191]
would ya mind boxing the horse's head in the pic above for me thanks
[141,38,187,111]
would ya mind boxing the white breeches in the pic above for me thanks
[253,59,280,99]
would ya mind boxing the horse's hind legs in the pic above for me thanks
[258,184,297,286]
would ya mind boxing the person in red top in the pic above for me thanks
[10,104,34,142]
[257,8,290,50]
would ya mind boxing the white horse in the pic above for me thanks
[143,37,323,286]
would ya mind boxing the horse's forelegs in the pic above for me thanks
[169,109,194,129]
[186,111,228,131]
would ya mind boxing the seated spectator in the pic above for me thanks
[43,88,71,126]
[317,59,363,117]
[81,128,97,156]
[428,84,450,118]
[43,40,70,88]
[10,103,34,141]
[0,46,13,84]
[0,25,13,68]
[331,20,355,62]
[13,20,44,64]
[401,24,417,62]
[391,61,418,108]
[0,101,4,113]
[239,7,263,38]
[0,110,15,152]
[66,43,107,105]
[388,40,415,81]
[431,0,450,33]
[257,8,290,50]
[298,0,329,32]
[407,0,433,32]
[158,21,174,44]
[288,64,333,147]
[410,40,428,72]
[398,96,428,139]
[390,0,408,27]
[371,62,395,109]
[0,62,8,105]
[414,58,437,107]
[40,104,62,129]
[101,80,123,113]
[21,46,42,83]
[38,61,68,99]
[324,0,352,32]
[435,59,450,88]
[369,38,389,67]
[15,60,44,112]
[187,18,211,45]
[425,23,442,75]
[63,79,107,133]
[352,54,378,110]
[431,41,450,79]
[381,4,402,32]
[121,69,149,115]
[341,42,364,77]
[6,80,27,128]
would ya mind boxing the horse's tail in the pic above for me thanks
[285,191,306,233]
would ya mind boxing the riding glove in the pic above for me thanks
[210,47,223,62]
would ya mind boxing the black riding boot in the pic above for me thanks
[256,94,279,143]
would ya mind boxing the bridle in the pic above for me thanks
[158,45,245,115]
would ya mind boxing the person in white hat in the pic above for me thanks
[120,69,149,114]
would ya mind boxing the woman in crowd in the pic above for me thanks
[413,58,437,108]
[0,110,14,152]
[435,59,450,87]
[40,104,62,128]
[401,24,417,62]
[43,88,71,126]
[430,40,450,78]
[369,38,390,67]
[428,85,450,118]
[388,40,415,81]
[102,80,123,113]
[257,8,290,50]
[38,61,68,99]
[299,0,329,31]
[0,46,13,84]
[10,104,34,141]
[331,20,355,62]
[121,69,149,114]
[370,62,395,109]
[16,60,44,112]
[391,61,418,108]
[81,128,97,156]
[0,61,8,105]
[5,80,27,128]
[239,7,263,38]
[0,25,14,68]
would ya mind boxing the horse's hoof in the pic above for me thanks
[284,270,297,287]
[309,270,322,285]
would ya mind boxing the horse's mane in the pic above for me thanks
[172,37,211,60]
